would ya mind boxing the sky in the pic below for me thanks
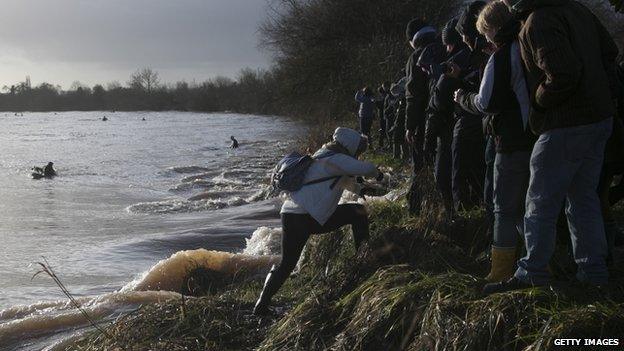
[0,0,272,89]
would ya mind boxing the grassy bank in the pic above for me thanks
[68,152,624,351]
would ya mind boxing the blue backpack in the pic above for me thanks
[271,151,340,192]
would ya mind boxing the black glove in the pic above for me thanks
[375,170,384,182]
[360,187,377,196]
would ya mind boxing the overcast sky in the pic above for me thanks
[0,0,271,89]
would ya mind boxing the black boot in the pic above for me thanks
[482,276,535,295]
[352,214,370,251]
[254,266,284,315]
[254,266,279,315]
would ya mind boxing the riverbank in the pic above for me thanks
[63,150,624,351]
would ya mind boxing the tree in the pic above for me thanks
[106,81,122,91]
[129,68,160,93]
[70,81,90,92]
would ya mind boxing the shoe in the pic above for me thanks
[482,276,534,295]
[253,301,271,316]
[485,247,517,283]
[253,266,281,315]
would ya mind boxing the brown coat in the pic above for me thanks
[517,0,619,134]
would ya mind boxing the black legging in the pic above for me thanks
[268,204,369,294]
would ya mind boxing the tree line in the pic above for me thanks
[0,0,620,118]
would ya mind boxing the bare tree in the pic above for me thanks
[129,68,160,93]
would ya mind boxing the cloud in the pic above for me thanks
[0,0,271,88]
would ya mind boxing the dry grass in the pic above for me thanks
[68,161,624,351]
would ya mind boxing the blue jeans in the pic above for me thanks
[515,118,612,285]
[493,151,531,249]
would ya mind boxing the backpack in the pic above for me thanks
[271,151,340,192]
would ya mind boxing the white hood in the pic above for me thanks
[332,127,365,156]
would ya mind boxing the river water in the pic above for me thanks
[0,111,302,350]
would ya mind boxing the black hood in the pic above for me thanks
[492,19,521,46]
[442,18,462,46]
[512,0,569,17]
[414,31,437,51]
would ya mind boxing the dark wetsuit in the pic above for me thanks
[44,165,56,178]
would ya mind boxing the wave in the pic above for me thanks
[167,165,211,174]
[126,197,249,214]
[170,179,216,192]
[242,227,283,256]
[0,248,280,349]
[0,291,180,347]
[123,248,279,292]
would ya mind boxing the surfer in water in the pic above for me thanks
[44,162,57,177]
[230,136,239,149]
[102,116,108,121]
[32,162,57,179]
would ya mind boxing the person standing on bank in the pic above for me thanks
[404,18,445,215]
[484,0,619,294]
[355,87,376,144]
[254,127,385,315]
[454,1,536,283]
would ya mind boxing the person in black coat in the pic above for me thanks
[427,17,469,216]
[404,18,446,215]
[446,1,489,213]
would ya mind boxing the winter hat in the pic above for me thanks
[333,127,366,156]
[456,1,487,39]
[405,18,427,41]
[442,18,462,46]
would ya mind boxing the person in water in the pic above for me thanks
[102,116,108,121]
[230,136,239,149]
[44,162,57,178]
[254,127,385,315]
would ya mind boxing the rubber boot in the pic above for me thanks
[351,209,370,251]
[485,247,517,283]
[253,266,283,315]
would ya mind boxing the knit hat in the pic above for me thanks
[456,1,486,39]
[441,18,462,46]
[405,18,427,41]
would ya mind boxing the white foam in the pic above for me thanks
[242,227,283,256]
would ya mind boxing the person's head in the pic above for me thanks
[442,18,462,54]
[230,135,235,140]
[332,127,368,158]
[382,81,391,91]
[456,1,487,50]
[47,162,53,167]
[405,18,429,50]
[377,86,385,95]
[476,1,514,45]
[362,87,373,97]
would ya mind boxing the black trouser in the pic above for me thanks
[434,133,453,214]
[452,117,485,211]
[379,115,387,149]
[263,204,369,301]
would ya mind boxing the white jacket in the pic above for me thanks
[281,128,378,225]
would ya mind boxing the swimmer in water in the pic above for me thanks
[230,136,239,149]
